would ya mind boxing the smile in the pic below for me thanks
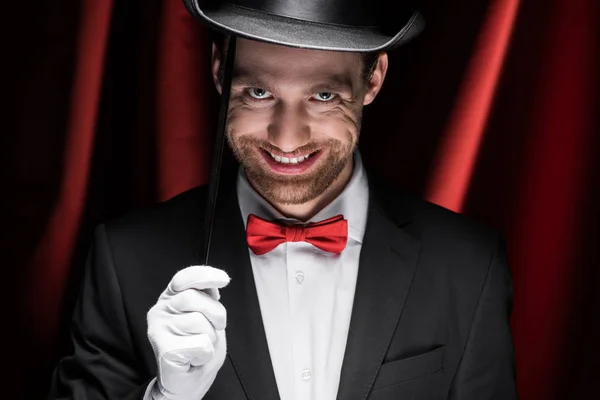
[259,147,322,174]
[266,151,314,164]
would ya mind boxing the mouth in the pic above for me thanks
[258,147,322,174]
[262,148,319,164]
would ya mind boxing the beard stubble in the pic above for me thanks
[228,133,356,205]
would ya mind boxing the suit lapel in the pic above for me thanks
[208,178,281,400]
[336,178,422,400]
[204,168,420,400]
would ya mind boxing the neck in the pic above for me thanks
[250,157,354,222]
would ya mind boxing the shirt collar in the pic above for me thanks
[236,150,369,243]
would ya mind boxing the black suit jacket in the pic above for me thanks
[48,171,518,400]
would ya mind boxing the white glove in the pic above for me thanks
[146,265,231,400]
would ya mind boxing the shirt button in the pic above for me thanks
[301,369,312,380]
[295,271,305,284]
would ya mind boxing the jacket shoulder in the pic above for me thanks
[370,173,503,264]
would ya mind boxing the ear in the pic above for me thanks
[363,52,389,106]
[211,42,223,94]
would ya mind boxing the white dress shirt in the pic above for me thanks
[237,151,369,400]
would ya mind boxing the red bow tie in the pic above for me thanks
[246,214,348,255]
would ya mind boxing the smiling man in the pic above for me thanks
[223,38,385,219]
[48,1,518,400]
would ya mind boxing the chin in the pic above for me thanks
[267,184,323,206]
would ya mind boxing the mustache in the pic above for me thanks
[236,135,339,157]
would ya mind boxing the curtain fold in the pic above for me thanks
[24,0,114,350]
[508,0,596,397]
[425,0,520,212]
[156,0,212,200]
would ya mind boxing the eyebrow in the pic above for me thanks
[231,67,265,86]
[231,67,355,94]
[308,75,354,94]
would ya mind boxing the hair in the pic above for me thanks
[361,51,380,83]
[212,32,381,86]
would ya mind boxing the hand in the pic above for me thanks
[147,265,231,400]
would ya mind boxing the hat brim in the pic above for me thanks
[184,1,425,52]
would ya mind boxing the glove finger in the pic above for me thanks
[161,333,215,369]
[168,265,231,294]
[169,289,227,331]
[202,287,220,301]
[168,311,218,344]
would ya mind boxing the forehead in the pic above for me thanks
[233,38,363,84]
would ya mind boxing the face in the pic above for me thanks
[212,38,387,206]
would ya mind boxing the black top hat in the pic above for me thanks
[183,0,425,52]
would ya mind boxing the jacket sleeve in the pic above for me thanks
[449,235,518,399]
[47,224,154,399]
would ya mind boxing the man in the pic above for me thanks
[48,0,518,399]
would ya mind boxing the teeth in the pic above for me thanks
[268,151,313,164]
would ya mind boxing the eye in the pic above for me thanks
[312,92,336,102]
[247,87,272,100]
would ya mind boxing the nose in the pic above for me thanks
[267,103,310,152]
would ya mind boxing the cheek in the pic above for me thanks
[312,107,361,141]
[226,102,271,138]
[226,100,362,143]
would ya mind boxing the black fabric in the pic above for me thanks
[223,0,387,26]
[47,170,517,399]
[183,0,425,52]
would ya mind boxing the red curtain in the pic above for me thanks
[9,0,598,398]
